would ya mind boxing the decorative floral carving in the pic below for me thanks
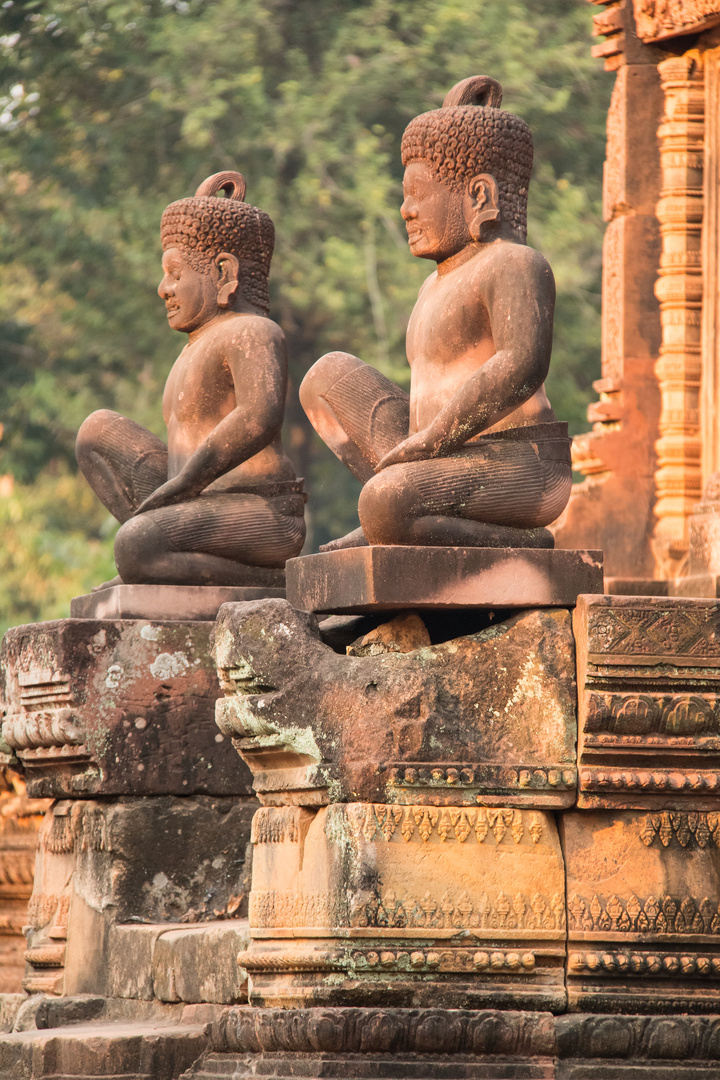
[345,804,544,845]
[639,811,720,848]
[568,892,720,935]
[587,605,720,660]
[569,948,720,978]
[633,0,720,42]
[352,890,565,932]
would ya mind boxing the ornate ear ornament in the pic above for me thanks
[443,76,503,109]
[194,171,247,202]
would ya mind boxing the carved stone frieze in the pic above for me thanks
[565,808,720,1011]
[211,1005,720,1064]
[575,596,720,808]
[569,948,720,977]
[569,892,720,934]
[633,0,720,41]
[640,809,720,846]
[245,802,566,1008]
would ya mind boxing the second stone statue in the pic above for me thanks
[76,171,305,588]
[301,76,572,551]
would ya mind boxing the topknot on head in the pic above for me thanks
[160,171,274,315]
[401,76,532,241]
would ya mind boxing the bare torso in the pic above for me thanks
[405,240,556,438]
[162,312,296,490]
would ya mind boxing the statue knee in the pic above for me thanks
[358,471,415,544]
[300,352,363,412]
[114,515,168,584]
[75,409,122,465]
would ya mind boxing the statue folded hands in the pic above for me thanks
[76,172,305,586]
[300,77,572,550]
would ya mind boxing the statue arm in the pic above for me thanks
[134,322,287,513]
[376,248,555,470]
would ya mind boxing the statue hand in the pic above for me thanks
[133,474,202,515]
[375,427,451,472]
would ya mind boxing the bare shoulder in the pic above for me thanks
[215,313,287,352]
[482,240,551,276]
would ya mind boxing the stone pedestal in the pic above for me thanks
[1,617,252,798]
[214,599,578,809]
[70,582,285,622]
[240,803,566,1010]
[0,615,258,1000]
[286,546,603,615]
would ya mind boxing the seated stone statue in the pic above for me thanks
[300,77,572,550]
[76,172,305,586]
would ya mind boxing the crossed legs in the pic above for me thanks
[76,409,305,584]
[300,352,570,548]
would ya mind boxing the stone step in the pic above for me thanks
[0,1021,208,1079]
[181,1053,555,1079]
[182,1051,720,1080]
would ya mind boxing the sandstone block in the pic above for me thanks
[564,808,720,1013]
[240,802,566,1010]
[25,796,254,998]
[214,599,577,808]
[153,920,250,1003]
[574,594,720,809]
[1,618,252,798]
[286,545,603,614]
[70,582,284,621]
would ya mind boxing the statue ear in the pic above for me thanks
[215,252,240,308]
[466,174,500,241]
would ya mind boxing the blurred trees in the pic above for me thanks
[0,0,611,632]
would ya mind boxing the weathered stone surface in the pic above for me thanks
[287,546,603,614]
[0,618,252,798]
[153,920,250,1004]
[184,1007,720,1079]
[574,594,720,809]
[347,612,431,655]
[240,802,566,1010]
[214,599,577,808]
[25,796,255,997]
[70,582,284,622]
[0,772,48,993]
[0,1020,208,1080]
[564,808,720,1013]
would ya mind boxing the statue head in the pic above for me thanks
[400,77,533,255]
[159,171,275,332]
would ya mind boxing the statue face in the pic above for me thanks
[158,247,220,334]
[400,162,470,263]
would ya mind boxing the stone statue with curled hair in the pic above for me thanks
[76,172,305,586]
[301,77,571,550]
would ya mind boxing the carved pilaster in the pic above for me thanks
[702,47,720,483]
[653,54,705,578]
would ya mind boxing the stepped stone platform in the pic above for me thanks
[0,1003,718,1079]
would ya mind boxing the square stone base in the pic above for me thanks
[70,583,285,622]
[286,546,603,614]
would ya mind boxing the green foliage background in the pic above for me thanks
[0,0,611,633]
